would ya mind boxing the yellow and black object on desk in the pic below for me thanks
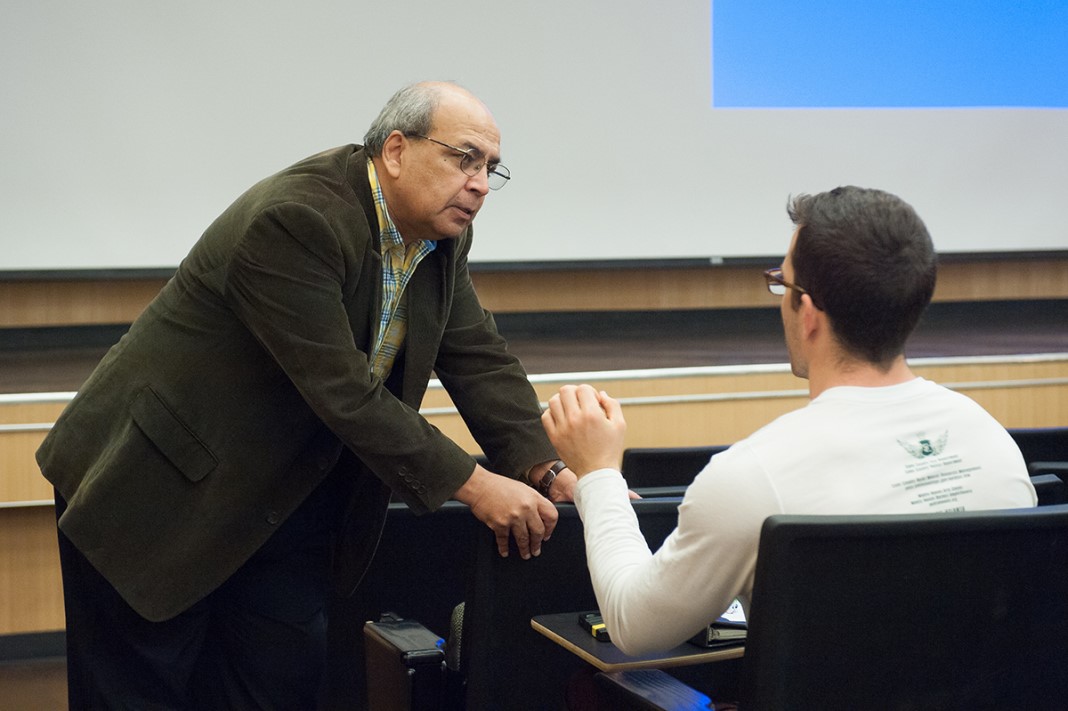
[578,611,611,642]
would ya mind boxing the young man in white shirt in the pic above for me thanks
[542,186,1036,658]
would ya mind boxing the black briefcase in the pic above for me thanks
[364,613,446,711]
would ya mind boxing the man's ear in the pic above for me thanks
[378,131,406,179]
[799,293,823,341]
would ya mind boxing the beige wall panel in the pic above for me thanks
[1,355,1064,635]
[1,432,54,503]
[0,279,165,328]
[3,259,1066,327]
[428,385,1065,456]
[1,401,65,504]
[426,357,1068,453]
[933,261,1068,302]
[472,267,773,312]
[0,401,68,425]
[0,507,64,635]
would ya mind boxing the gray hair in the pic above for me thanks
[363,83,444,156]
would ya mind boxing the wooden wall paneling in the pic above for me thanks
[0,279,166,328]
[0,355,1065,636]
[3,259,1067,327]
[0,507,64,635]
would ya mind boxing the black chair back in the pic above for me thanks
[621,445,728,488]
[459,498,683,711]
[1008,426,1068,466]
[740,505,1068,710]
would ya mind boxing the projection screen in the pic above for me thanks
[2,0,1065,271]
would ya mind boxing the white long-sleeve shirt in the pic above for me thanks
[574,378,1036,655]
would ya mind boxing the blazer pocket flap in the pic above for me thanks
[130,386,218,482]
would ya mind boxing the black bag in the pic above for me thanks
[364,612,447,711]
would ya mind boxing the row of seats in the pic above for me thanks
[325,426,1067,709]
[621,426,1068,488]
[327,498,683,710]
[355,491,1068,711]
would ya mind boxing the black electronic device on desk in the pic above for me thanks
[689,598,748,649]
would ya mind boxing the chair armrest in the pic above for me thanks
[1030,471,1068,505]
[1029,462,1068,477]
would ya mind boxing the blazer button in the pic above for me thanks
[266,510,280,525]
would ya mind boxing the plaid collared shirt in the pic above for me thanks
[366,158,436,379]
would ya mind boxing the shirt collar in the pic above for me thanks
[366,157,435,256]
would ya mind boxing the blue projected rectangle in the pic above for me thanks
[712,1,1068,108]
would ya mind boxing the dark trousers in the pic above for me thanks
[55,473,349,710]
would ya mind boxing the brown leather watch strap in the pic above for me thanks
[537,460,567,497]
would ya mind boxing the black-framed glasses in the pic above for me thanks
[764,267,811,299]
[408,134,511,190]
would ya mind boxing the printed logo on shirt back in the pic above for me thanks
[897,431,949,459]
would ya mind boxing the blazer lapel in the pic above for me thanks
[398,244,450,407]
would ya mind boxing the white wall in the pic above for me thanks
[2,0,1066,270]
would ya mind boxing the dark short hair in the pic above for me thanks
[787,186,937,367]
[363,83,443,157]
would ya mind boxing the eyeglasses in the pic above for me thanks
[408,134,511,190]
[764,267,811,298]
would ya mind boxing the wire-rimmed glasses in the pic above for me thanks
[408,134,511,190]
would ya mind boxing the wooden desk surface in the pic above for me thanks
[531,612,744,673]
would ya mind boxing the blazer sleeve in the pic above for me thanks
[222,200,475,512]
[431,229,557,478]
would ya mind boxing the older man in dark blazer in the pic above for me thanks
[37,81,576,709]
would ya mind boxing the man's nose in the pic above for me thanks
[466,165,491,195]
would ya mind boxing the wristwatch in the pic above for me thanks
[537,460,567,498]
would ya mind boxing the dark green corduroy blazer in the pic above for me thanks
[37,145,555,621]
